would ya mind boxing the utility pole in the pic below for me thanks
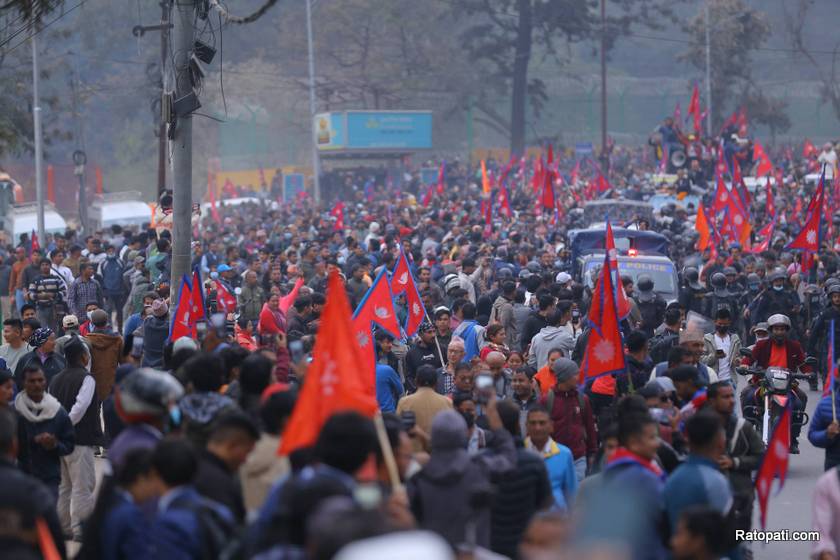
[305,0,321,202]
[31,31,45,242]
[169,0,195,303]
[704,0,712,137]
[133,1,172,197]
[599,0,608,170]
[70,54,88,235]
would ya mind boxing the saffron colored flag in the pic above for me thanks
[330,201,345,231]
[481,160,490,194]
[580,250,627,385]
[754,141,774,177]
[390,246,426,337]
[687,83,701,132]
[755,401,791,529]
[696,206,711,251]
[214,279,237,314]
[279,271,378,455]
[823,320,837,398]
[171,275,195,340]
[353,267,401,338]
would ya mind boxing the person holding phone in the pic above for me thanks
[701,308,741,388]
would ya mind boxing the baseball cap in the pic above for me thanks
[62,315,79,329]
[217,264,232,273]
[555,272,572,284]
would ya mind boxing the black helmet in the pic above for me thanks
[637,275,655,292]
[684,267,699,281]
[723,267,737,277]
[711,272,727,289]
[826,277,840,289]
[746,273,760,287]
[829,284,840,297]
[768,268,786,283]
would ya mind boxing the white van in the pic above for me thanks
[4,202,68,240]
[89,192,152,231]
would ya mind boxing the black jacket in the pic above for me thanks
[405,342,441,383]
[490,445,552,558]
[49,366,104,447]
[520,311,548,352]
[16,404,74,489]
[194,449,246,524]
[0,458,67,559]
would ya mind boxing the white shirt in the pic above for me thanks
[818,150,837,179]
[714,333,732,381]
[67,375,96,425]
[51,265,74,292]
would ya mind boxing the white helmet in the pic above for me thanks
[767,314,791,330]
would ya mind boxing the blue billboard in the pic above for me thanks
[316,111,432,151]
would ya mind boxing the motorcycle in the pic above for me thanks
[736,348,816,445]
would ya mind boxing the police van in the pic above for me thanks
[570,227,679,304]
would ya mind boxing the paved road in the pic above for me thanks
[754,387,825,560]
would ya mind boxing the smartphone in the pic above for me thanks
[401,410,416,431]
[475,374,494,404]
[289,340,304,364]
[210,312,226,337]
[195,321,207,339]
[131,335,144,356]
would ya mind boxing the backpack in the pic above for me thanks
[172,497,241,560]
[649,331,679,364]
[101,258,125,295]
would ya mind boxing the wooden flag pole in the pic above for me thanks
[374,412,402,490]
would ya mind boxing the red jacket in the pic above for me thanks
[541,388,598,460]
[749,338,809,372]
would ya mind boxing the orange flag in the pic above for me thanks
[279,271,378,455]
[696,205,711,251]
[481,160,490,194]
[37,517,61,560]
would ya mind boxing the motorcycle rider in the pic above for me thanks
[743,314,809,454]
[739,273,763,340]
[634,275,667,338]
[808,283,840,391]
[679,266,706,315]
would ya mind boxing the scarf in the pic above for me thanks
[14,391,61,423]
[607,447,665,480]
[524,437,564,459]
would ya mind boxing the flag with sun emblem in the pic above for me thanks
[170,275,195,341]
[787,168,825,253]
[580,251,626,385]
[353,267,401,338]
[755,400,791,529]
[390,246,426,337]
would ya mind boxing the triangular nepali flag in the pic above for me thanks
[712,176,731,215]
[687,83,701,132]
[823,320,837,398]
[596,172,611,194]
[715,142,730,178]
[732,157,752,209]
[171,275,195,340]
[721,109,738,133]
[754,141,774,177]
[191,269,207,325]
[498,181,513,218]
[532,157,544,194]
[787,206,821,252]
[755,400,791,530]
[390,246,426,337]
[421,183,435,207]
[353,267,401,338]
[541,168,556,211]
[279,271,378,455]
[580,251,627,385]
[765,178,776,218]
[214,279,237,314]
[330,201,345,231]
[726,196,752,247]
[606,220,632,320]
[751,220,775,254]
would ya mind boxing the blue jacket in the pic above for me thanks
[101,490,152,560]
[526,438,577,511]
[600,455,668,560]
[375,364,404,413]
[808,392,840,471]
[663,455,733,532]
[151,486,233,560]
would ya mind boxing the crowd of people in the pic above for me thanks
[2,129,840,560]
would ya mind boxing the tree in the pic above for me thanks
[784,0,840,125]
[680,0,770,130]
[739,88,791,145]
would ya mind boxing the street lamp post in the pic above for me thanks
[705,0,712,137]
[305,0,321,202]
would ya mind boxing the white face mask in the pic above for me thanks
[87,311,94,320]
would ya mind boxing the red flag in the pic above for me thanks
[765,178,776,217]
[715,143,729,178]
[788,169,825,252]
[171,275,195,340]
[606,221,632,320]
[687,84,701,132]
[498,181,512,218]
[353,268,401,338]
[731,157,751,208]
[540,169,555,211]
[36,517,61,560]
[330,201,345,231]
[725,195,752,247]
[712,176,731,215]
[191,269,207,324]
[421,183,435,207]
[570,159,581,185]
[751,220,775,254]
[696,206,711,251]
[214,279,237,314]
[803,139,817,159]
[754,141,774,177]
[390,247,426,337]
[547,144,555,167]
[532,157,544,194]
[720,110,738,132]
[436,162,446,195]
[207,181,221,224]
[580,250,627,385]
[672,101,682,125]
[755,402,791,529]
[30,230,40,254]
[279,271,378,455]
[595,172,611,194]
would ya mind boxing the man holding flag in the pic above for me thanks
[809,320,840,471]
